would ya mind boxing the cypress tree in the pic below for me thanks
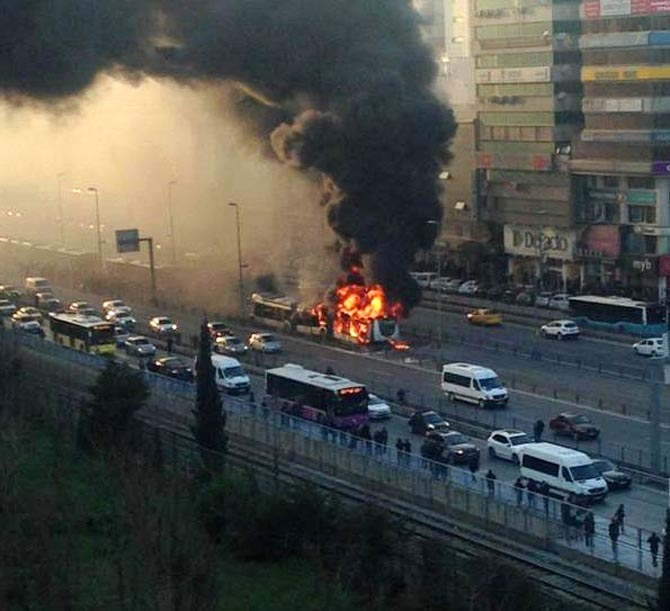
[192,320,227,474]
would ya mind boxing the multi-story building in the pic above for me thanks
[473,0,583,291]
[572,0,670,301]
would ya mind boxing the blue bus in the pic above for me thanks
[568,295,665,336]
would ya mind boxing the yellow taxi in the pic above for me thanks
[466,308,503,326]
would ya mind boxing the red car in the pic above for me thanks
[549,413,600,441]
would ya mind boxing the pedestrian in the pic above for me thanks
[648,531,661,567]
[468,459,478,483]
[380,427,388,454]
[614,504,625,535]
[361,425,373,454]
[404,439,412,466]
[373,429,383,455]
[526,479,537,509]
[533,419,545,442]
[583,512,595,549]
[396,388,406,404]
[514,477,525,506]
[166,336,173,354]
[485,468,496,497]
[609,517,620,561]
[539,481,550,513]
[396,437,404,466]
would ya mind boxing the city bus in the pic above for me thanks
[265,363,370,432]
[49,312,116,355]
[568,295,665,336]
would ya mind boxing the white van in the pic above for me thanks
[519,443,608,504]
[441,362,508,408]
[410,272,438,289]
[198,354,250,395]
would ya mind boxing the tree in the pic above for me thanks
[658,509,670,610]
[192,320,227,474]
[77,360,149,452]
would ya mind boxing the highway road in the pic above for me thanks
[6,276,670,539]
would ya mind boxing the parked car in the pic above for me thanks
[214,335,248,355]
[367,393,392,420]
[0,285,22,302]
[410,272,437,289]
[146,356,194,382]
[36,293,62,313]
[548,293,572,311]
[466,308,502,326]
[15,306,43,323]
[549,412,600,440]
[592,459,632,491]
[113,325,131,347]
[515,291,535,306]
[429,277,452,292]
[632,337,668,358]
[444,279,464,293]
[458,280,480,295]
[421,431,480,466]
[248,332,282,353]
[0,299,16,317]
[124,335,157,357]
[11,313,41,333]
[486,429,534,464]
[207,321,233,340]
[67,301,96,316]
[540,319,580,340]
[500,287,519,304]
[408,410,450,436]
[534,292,554,307]
[148,316,179,336]
[102,299,127,313]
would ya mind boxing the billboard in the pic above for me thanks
[583,0,670,17]
[504,225,576,261]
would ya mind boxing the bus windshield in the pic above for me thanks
[331,390,368,417]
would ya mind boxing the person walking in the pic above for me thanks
[526,479,537,509]
[380,427,388,454]
[514,477,525,506]
[485,469,496,497]
[539,481,550,514]
[614,504,625,535]
[468,459,478,483]
[533,419,545,443]
[583,512,595,549]
[166,335,173,355]
[404,439,412,466]
[648,531,661,567]
[373,429,383,456]
[608,517,620,561]
[395,438,404,466]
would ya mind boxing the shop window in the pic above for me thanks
[628,205,656,224]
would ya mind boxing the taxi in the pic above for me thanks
[465,308,502,326]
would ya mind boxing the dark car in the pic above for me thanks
[549,412,600,440]
[421,431,480,466]
[146,357,194,382]
[408,410,450,436]
[592,459,632,490]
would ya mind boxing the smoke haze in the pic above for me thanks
[0,0,455,312]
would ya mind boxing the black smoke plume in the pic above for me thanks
[1,0,456,312]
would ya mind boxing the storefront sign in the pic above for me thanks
[504,225,576,261]
[583,0,670,17]
[475,67,551,85]
[659,255,670,276]
[621,255,657,276]
[581,225,621,258]
[652,160,670,175]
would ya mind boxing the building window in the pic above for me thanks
[628,205,656,224]
[603,176,619,189]
[627,176,655,190]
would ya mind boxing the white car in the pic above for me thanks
[124,335,157,357]
[444,278,464,293]
[0,299,16,317]
[486,429,534,464]
[148,316,178,336]
[458,280,480,295]
[633,337,668,358]
[548,293,571,311]
[214,335,248,355]
[102,299,126,313]
[248,332,282,353]
[367,393,392,420]
[534,292,554,307]
[429,277,452,292]
[106,310,137,329]
[540,319,580,340]
[67,301,96,316]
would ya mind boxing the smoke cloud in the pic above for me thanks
[1,0,456,312]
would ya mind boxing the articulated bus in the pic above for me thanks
[265,363,370,432]
[250,292,401,345]
[568,295,665,336]
[49,312,116,355]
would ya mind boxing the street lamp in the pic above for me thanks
[228,202,245,317]
[167,180,177,264]
[72,186,103,268]
[532,210,548,330]
[427,220,443,346]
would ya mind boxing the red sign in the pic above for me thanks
[659,255,670,276]
[583,0,670,16]
[582,226,621,258]
[477,153,492,169]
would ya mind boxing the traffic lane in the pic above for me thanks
[408,305,654,377]
[367,412,666,534]
[36,282,667,454]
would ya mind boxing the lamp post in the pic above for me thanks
[532,211,548,330]
[167,180,177,264]
[228,202,245,317]
[427,220,443,347]
[72,187,103,268]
